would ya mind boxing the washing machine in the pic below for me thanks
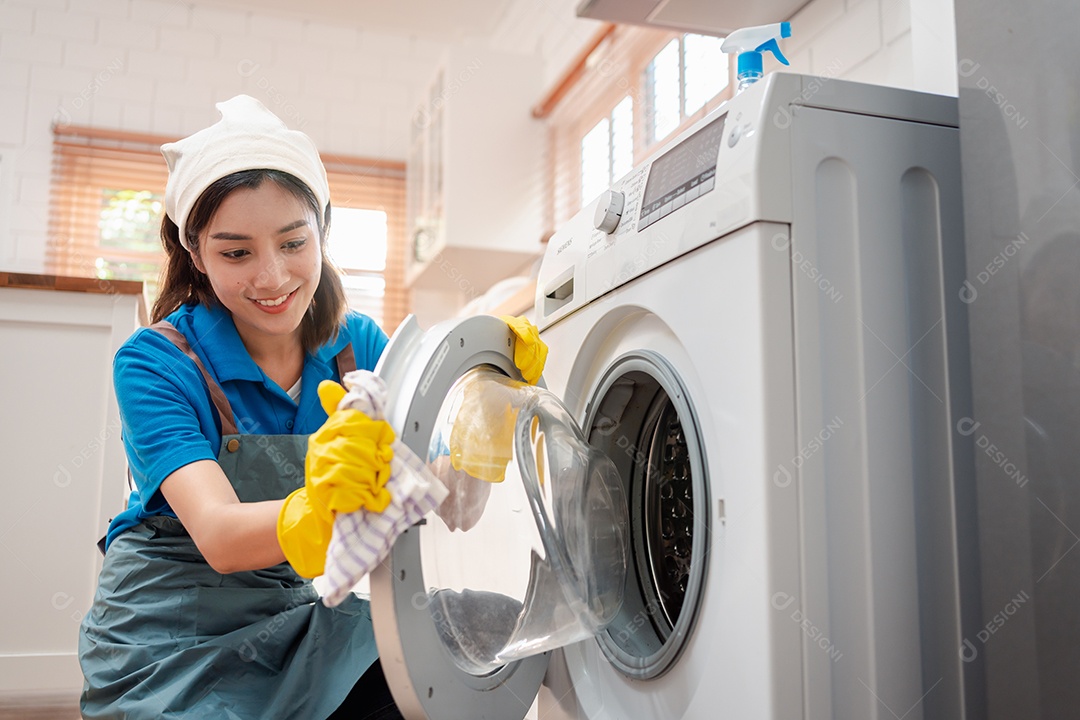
[368,73,974,720]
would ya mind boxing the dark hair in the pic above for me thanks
[152,169,347,353]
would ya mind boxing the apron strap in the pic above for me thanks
[151,320,240,437]
[335,342,356,378]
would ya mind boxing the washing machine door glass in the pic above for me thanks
[422,366,628,675]
[370,316,628,720]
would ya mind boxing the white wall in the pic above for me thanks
[486,0,606,90]
[769,0,957,96]
[489,0,960,109]
[0,0,448,273]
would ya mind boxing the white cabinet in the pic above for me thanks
[0,275,143,705]
[407,46,546,298]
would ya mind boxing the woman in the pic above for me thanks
[79,95,545,719]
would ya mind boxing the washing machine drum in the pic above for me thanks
[369,315,629,720]
[580,352,711,680]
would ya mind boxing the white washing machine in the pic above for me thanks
[369,73,974,720]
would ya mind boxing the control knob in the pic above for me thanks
[593,190,625,234]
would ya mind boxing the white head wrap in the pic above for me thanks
[161,95,330,251]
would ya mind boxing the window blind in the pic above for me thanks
[322,154,408,333]
[47,127,169,290]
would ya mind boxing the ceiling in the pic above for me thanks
[200,0,518,41]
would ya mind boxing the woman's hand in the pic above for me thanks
[500,315,548,385]
[277,381,395,577]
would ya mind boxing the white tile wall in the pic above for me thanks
[97,18,160,51]
[488,0,605,89]
[63,41,125,71]
[787,0,846,57]
[77,0,127,20]
[883,0,913,44]
[159,25,216,55]
[129,0,190,27]
[0,93,28,146]
[846,30,915,87]
[0,2,33,34]
[812,0,883,76]
[0,0,450,272]
[1,32,64,64]
[30,62,92,93]
[770,0,948,92]
[33,7,97,41]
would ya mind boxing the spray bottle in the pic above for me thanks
[721,22,793,93]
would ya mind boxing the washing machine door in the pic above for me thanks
[369,315,627,720]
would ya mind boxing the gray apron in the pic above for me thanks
[80,322,378,719]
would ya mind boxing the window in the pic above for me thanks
[47,129,170,298]
[648,40,681,143]
[580,97,634,205]
[48,126,409,333]
[542,25,734,234]
[683,34,728,115]
[327,206,388,327]
[611,97,635,185]
[646,34,729,144]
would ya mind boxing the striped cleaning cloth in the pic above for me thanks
[320,370,449,608]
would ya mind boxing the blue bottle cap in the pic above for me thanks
[737,51,763,78]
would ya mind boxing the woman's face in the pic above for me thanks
[193,181,322,347]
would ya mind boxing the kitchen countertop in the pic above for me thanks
[0,271,147,324]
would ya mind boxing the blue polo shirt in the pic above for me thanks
[105,302,388,549]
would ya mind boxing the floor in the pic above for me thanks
[0,698,80,720]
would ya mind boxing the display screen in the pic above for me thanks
[638,113,727,231]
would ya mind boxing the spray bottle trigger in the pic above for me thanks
[755,37,791,66]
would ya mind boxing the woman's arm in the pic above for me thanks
[161,460,287,574]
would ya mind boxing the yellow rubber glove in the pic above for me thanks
[499,315,548,385]
[448,379,519,483]
[277,380,396,577]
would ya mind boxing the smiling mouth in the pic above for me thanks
[252,290,296,307]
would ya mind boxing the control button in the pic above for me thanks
[226,438,240,453]
[593,190,625,234]
[728,124,742,147]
